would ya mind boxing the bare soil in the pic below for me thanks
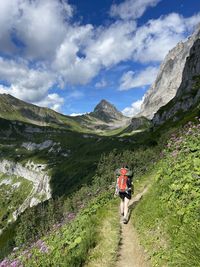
[116,188,151,267]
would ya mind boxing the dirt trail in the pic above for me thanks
[116,187,151,267]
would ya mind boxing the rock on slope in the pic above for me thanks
[153,36,200,125]
[138,25,200,119]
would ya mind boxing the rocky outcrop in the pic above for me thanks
[138,25,200,119]
[91,99,127,123]
[0,160,51,221]
[75,99,130,131]
[153,37,200,125]
[128,117,151,131]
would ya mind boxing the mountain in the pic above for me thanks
[0,94,130,134]
[0,93,86,132]
[153,36,200,125]
[91,99,126,122]
[138,25,200,119]
[74,99,130,132]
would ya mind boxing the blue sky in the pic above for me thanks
[0,0,200,117]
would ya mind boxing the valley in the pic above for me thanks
[0,17,200,267]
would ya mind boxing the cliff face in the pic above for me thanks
[153,37,200,125]
[91,99,126,122]
[0,160,51,221]
[138,26,200,119]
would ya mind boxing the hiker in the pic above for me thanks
[114,164,133,224]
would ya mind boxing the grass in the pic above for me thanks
[5,192,117,266]
[84,200,120,267]
[132,120,200,266]
[0,173,33,229]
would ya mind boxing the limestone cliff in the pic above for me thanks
[153,37,200,125]
[138,25,200,119]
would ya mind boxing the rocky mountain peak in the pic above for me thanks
[138,23,200,119]
[92,99,126,122]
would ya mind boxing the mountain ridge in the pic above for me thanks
[138,24,200,119]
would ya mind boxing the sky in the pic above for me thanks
[0,0,200,117]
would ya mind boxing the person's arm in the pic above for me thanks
[127,177,132,192]
[126,169,133,177]
[114,177,119,195]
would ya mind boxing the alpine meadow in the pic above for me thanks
[0,1,200,267]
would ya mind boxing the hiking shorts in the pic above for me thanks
[119,192,131,200]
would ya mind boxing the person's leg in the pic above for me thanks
[120,199,124,215]
[124,197,130,220]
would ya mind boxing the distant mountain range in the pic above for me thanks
[0,94,130,133]
[0,24,200,133]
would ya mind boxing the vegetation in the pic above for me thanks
[0,174,33,230]
[0,94,199,266]
[133,119,200,266]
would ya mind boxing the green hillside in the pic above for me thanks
[0,97,199,266]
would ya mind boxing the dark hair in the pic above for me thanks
[122,163,128,169]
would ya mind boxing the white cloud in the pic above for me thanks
[122,98,144,117]
[119,66,159,90]
[0,0,200,112]
[95,79,107,88]
[0,1,19,53]
[16,0,72,60]
[70,112,86,117]
[0,0,72,59]
[0,57,54,102]
[34,93,64,112]
[110,0,161,20]
[132,13,200,62]
[53,20,137,85]
[86,21,136,68]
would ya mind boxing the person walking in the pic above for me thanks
[114,164,133,224]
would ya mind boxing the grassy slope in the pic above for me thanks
[132,120,200,267]
[0,99,199,266]
[5,192,119,267]
[0,117,136,197]
[0,174,33,229]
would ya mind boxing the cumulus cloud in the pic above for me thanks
[0,0,72,59]
[0,57,54,102]
[95,79,107,88]
[0,0,200,112]
[86,21,136,67]
[132,13,200,62]
[119,66,159,90]
[0,1,19,53]
[122,98,144,117]
[110,0,161,20]
[34,93,64,111]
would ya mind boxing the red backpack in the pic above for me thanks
[117,168,128,192]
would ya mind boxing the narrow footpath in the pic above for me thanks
[116,187,151,267]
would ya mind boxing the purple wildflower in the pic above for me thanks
[66,212,76,221]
